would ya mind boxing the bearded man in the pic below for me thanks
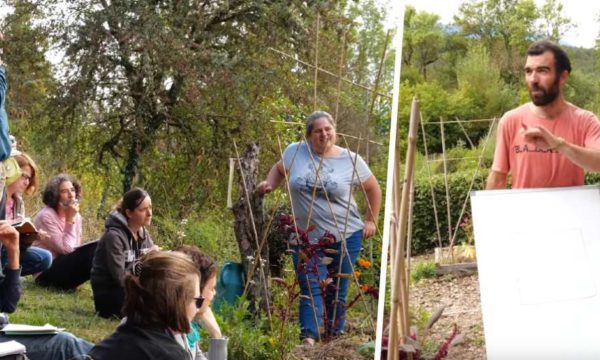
[486,40,600,189]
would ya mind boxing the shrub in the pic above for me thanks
[410,170,600,255]
[411,261,437,283]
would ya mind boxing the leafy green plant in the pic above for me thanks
[411,261,437,283]
[216,296,299,360]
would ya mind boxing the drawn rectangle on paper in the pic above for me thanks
[515,227,596,305]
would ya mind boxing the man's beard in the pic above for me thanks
[529,76,560,106]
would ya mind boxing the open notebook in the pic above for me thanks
[1,323,64,336]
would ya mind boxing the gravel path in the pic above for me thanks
[409,273,486,359]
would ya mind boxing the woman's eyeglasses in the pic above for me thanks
[195,296,205,309]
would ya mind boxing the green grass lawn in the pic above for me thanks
[8,278,119,343]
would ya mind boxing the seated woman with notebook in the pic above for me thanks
[0,221,93,360]
[32,174,98,290]
[1,152,52,276]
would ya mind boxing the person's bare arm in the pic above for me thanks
[361,175,381,239]
[0,222,19,270]
[524,125,600,172]
[256,161,285,194]
[198,307,222,339]
[486,170,508,190]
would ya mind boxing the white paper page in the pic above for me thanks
[471,185,600,359]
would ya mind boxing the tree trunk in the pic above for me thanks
[232,142,270,314]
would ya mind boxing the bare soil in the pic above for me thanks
[409,272,486,359]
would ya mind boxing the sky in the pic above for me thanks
[402,0,600,49]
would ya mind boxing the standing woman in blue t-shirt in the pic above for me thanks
[257,111,381,345]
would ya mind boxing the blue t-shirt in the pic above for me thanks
[282,141,373,243]
[186,320,202,350]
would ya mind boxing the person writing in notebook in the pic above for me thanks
[487,40,600,190]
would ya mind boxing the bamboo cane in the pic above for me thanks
[388,97,420,360]
[440,118,453,257]
[227,158,236,209]
[420,120,443,249]
[313,13,320,111]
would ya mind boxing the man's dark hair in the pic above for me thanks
[527,40,571,74]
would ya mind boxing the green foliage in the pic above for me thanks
[217,297,299,360]
[410,261,437,283]
[411,170,489,254]
[410,165,600,255]
[455,44,518,120]
[402,6,445,80]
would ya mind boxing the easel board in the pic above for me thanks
[470,185,600,359]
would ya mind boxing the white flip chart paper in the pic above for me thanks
[470,185,600,359]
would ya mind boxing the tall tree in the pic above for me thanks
[402,6,445,80]
[538,0,573,42]
[454,0,538,82]
[39,0,309,194]
[0,0,56,140]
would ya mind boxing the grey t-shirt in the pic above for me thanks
[282,141,373,243]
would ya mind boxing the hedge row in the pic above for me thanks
[410,170,600,254]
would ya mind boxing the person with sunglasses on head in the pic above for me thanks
[175,245,227,360]
[91,187,159,318]
[88,251,201,360]
[1,152,52,276]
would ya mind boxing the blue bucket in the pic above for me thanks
[213,261,245,311]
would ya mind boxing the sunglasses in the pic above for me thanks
[194,296,205,309]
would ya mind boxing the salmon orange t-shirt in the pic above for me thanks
[491,103,600,189]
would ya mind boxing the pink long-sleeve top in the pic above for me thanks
[33,206,83,258]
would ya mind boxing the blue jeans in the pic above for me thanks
[292,230,362,340]
[1,246,53,276]
[0,332,93,360]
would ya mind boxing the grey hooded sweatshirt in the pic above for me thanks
[91,211,154,296]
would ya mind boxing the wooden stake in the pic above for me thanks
[420,120,443,249]
[448,117,498,248]
[388,97,420,360]
[440,117,453,253]
[366,29,391,164]
[268,47,392,100]
[334,31,347,123]
[313,13,320,111]
[227,158,235,209]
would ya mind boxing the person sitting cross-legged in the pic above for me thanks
[33,174,97,290]
[1,152,52,276]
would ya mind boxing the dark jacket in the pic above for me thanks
[88,321,191,360]
[90,211,154,296]
[0,188,21,313]
[0,262,21,313]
